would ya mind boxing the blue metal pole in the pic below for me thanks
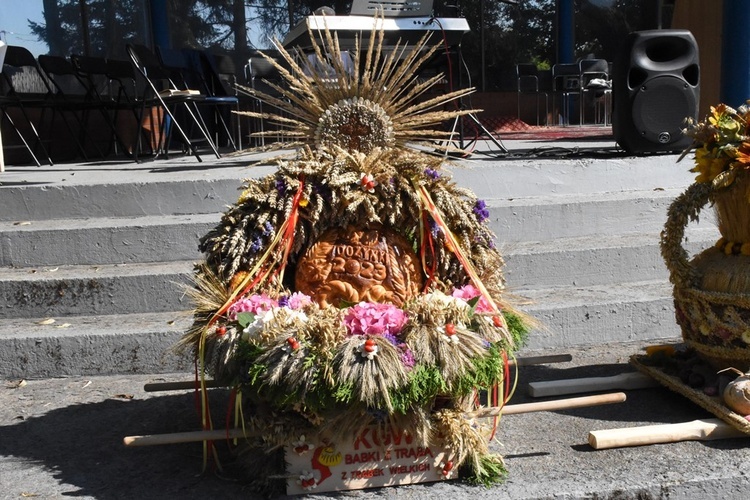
[556,0,574,64]
[149,0,170,49]
[720,0,750,107]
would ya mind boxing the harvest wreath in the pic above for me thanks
[177,17,532,493]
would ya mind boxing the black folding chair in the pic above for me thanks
[243,50,288,147]
[126,44,220,162]
[103,57,154,157]
[516,63,548,126]
[158,47,238,151]
[0,45,54,166]
[197,51,240,150]
[70,54,142,158]
[38,54,109,159]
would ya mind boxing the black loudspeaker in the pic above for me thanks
[613,29,700,154]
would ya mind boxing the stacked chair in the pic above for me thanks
[69,54,144,158]
[159,47,240,151]
[126,44,221,162]
[0,45,55,166]
[200,52,242,150]
[244,50,288,147]
[577,58,611,126]
[552,58,611,127]
[37,54,113,160]
[516,63,549,126]
[552,62,580,126]
[1,43,258,166]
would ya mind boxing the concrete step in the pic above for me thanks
[0,160,276,222]
[450,149,693,200]
[1,226,708,320]
[0,310,193,378]
[1,225,715,320]
[487,188,718,242]
[519,279,680,351]
[0,147,698,379]
[0,261,194,319]
[503,227,717,289]
[2,191,705,269]
[1,151,693,222]
[0,214,218,267]
[1,280,680,378]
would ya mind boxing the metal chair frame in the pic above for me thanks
[126,44,220,162]
[578,58,610,126]
[0,45,55,166]
[552,62,580,126]
[516,63,548,126]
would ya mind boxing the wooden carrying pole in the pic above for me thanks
[124,392,626,447]
[474,392,627,417]
[589,418,749,449]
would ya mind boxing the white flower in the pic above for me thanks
[423,290,469,310]
[292,435,315,455]
[241,313,267,341]
[298,470,317,490]
[242,307,310,343]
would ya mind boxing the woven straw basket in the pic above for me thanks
[662,177,750,371]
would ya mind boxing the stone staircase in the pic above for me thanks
[0,142,716,378]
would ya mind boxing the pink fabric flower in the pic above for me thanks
[227,293,277,320]
[288,292,313,310]
[343,302,407,337]
[451,284,494,313]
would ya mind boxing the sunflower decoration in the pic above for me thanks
[682,103,750,189]
[179,14,534,494]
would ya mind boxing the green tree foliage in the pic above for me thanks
[32,0,150,57]
[459,0,556,91]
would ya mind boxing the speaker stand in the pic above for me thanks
[445,107,508,157]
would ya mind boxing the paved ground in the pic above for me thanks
[3,340,750,500]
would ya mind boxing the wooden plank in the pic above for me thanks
[528,372,659,398]
[143,379,220,392]
[511,353,572,366]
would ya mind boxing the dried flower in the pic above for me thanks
[424,167,440,180]
[399,345,415,368]
[473,199,490,222]
[684,103,750,188]
[249,235,264,253]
